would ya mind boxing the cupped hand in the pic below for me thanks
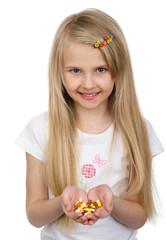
[62,186,89,225]
[62,184,114,226]
[87,184,113,224]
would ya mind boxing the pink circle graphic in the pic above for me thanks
[81,164,96,178]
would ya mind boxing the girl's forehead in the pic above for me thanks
[63,40,107,67]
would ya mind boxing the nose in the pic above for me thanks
[81,73,96,89]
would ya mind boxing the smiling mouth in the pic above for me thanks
[82,93,98,97]
[79,92,100,97]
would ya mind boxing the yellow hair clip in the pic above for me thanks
[94,35,114,48]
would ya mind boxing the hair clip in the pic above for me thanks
[94,35,114,48]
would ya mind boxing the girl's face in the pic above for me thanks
[63,40,114,112]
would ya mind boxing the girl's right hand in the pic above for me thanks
[62,186,89,225]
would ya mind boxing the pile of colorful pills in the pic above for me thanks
[74,199,102,215]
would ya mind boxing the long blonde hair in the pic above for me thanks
[45,8,155,231]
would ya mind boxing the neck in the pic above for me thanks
[75,103,114,134]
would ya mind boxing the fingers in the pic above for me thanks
[62,186,90,225]
[64,201,72,213]
[62,185,113,226]
[75,213,98,225]
[102,191,113,214]
[88,184,113,214]
[75,214,89,225]
[62,191,73,214]
[103,201,113,213]
[62,186,87,213]
[72,200,99,225]
[94,206,109,219]
[86,213,98,225]
[101,197,112,213]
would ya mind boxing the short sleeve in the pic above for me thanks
[15,112,48,161]
[145,119,164,158]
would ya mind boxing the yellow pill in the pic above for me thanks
[79,205,84,211]
[86,210,92,214]
[97,200,102,207]
[85,208,93,212]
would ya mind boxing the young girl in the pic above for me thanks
[16,8,164,240]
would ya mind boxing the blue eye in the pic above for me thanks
[71,69,80,74]
[96,68,106,73]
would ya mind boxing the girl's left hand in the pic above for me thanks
[87,184,113,225]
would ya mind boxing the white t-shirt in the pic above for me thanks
[15,112,164,240]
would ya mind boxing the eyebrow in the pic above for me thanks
[64,64,108,69]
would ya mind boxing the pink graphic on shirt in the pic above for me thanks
[81,164,96,178]
[93,154,107,168]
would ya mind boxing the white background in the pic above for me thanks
[0,0,165,239]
